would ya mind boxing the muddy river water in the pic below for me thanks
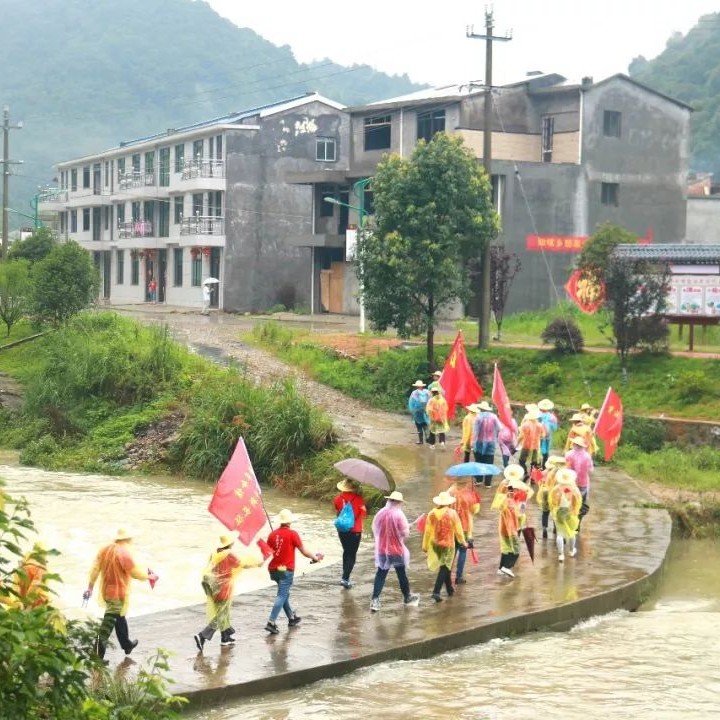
[3,463,719,720]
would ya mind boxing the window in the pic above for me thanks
[601,182,619,206]
[603,110,621,138]
[542,116,554,162]
[116,250,124,284]
[208,191,222,217]
[104,161,110,187]
[70,210,77,233]
[174,196,184,224]
[316,137,336,162]
[145,151,154,173]
[82,208,90,232]
[71,169,78,192]
[117,203,125,224]
[117,157,125,179]
[320,192,335,217]
[158,200,169,237]
[191,255,202,286]
[193,138,204,161]
[192,193,203,217]
[174,144,185,172]
[132,154,140,172]
[60,212,66,234]
[216,135,223,160]
[131,254,139,285]
[131,201,141,221]
[173,248,183,287]
[159,147,170,186]
[143,200,154,223]
[416,109,445,143]
[82,166,90,189]
[364,115,391,151]
[104,206,110,231]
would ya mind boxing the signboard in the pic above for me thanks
[345,228,357,262]
[526,228,653,254]
[679,284,703,315]
[668,275,720,316]
[706,286,720,316]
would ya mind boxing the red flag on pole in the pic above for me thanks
[208,437,267,545]
[594,387,624,461]
[491,364,514,431]
[439,331,483,419]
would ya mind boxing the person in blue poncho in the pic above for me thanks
[408,380,430,445]
[538,398,559,469]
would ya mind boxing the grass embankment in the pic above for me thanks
[251,321,720,536]
[0,313,384,508]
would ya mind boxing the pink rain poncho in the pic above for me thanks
[372,501,411,570]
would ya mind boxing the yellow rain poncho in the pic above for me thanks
[448,483,481,540]
[549,483,583,540]
[422,507,464,571]
[495,493,520,555]
[88,541,149,616]
[202,548,262,622]
[536,463,563,513]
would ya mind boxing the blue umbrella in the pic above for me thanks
[445,462,501,477]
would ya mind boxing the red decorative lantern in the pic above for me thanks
[191,246,201,258]
[202,247,211,257]
[565,270,605,314]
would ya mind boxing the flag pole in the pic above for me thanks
[596,386,613,422]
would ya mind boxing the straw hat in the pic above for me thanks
[412,380,426,388]
[546,455,567,468]
[503,464,525,482]
[218,533,236,549]
[276,508,296,525]
[337,478,359,493]
[464,403,480,413]
[571,436,587,448]
[525,407,541,421]
[385,490,405,502]
[570,413,585,423]
[477,400,492,412]
[432,370,442,377]
[114,528,133,542]
[581,403,594,411]
[432,491,456,506]
[525,403,539,412]
[556,468,578,486]
[507,477,530,492]
[538,399,554,411]
[430,387,440,394]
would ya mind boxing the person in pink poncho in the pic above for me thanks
[369,491,419,612]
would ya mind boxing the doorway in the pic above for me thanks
[102,251,111,300]
[210,248,221,308]
[158,249,167,303]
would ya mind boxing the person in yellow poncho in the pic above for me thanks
[536,455,566,540]
[194,533,264,652]
[492,464,527,578]
[549,468,583,562]
[84,527,157,660]
[458,404,480,462]
[426,387,450,449]
[447,477,481,585]
[422,491,466,601]
[565,414,598,454]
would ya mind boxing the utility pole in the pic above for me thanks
[467,9,511,349]
[1,106,23,259]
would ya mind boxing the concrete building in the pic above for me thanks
[293,73,691,314]
[39,93,347,312]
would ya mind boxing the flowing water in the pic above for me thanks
[3,461,720,720]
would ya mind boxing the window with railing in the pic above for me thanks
[174,144,185,173]
[174,196,183,224]
[181,158,225,179]
[117,168,156,190]
[131,254,139,285]
[159,148,170,187]
[117,220,154,239]
[180,216,225,235]
[71,169,78,192]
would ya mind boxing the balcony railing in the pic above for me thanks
[180,215,225,236]
[118,220,154,239]
[38,188,68,203]
[117,169,156,190]
[181,159,225,180]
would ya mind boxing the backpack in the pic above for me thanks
[201,567,220,597]
[334,501,355,532]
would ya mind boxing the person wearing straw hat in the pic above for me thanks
[264,509,322,635]
[580,402,597,426]
[428,369,445,396]
[537,399,559,469]
[565,436,595,525]
[333,478,367,589]
[517,405,546,481]
[369,491,419,612]
[498,418,518,469]
[565,413,598,455]
[84,528,157,660]
[194,533,264,652]
[447,477,481,585]
[537,455,567,539]
[458,403,480,463]
[422,491,467,602]
[471,400,502,486]
[408,380,430,445]
[549,468,583,562]
[492,465,525,578]
[426,387,450,449]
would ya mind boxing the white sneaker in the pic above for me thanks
[496,569,504,575]
[569,548,577,558]
[428,445,435,450]
[370,597,381,612]
[440,442,446,448]
[500,567,515,578]
[558,554,565,563]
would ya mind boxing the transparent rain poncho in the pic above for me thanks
[88,542,148,615]
[372,501,411,570]
[422,507,464,571]
[549,483,583,539]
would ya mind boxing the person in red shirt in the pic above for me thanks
[333,478,367,589]
[265,508,321,635]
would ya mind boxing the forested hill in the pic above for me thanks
[629,13,720,172]
[0,0,424,221]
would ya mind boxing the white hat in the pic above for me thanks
[570,413,585,422]
[218,533,236,549]
[412,380,426,388]
[538,399,554,411]
[337,478,359,492]
[276,508,296,525]
[432,491,456,506]
[114,527,133,542]
[556,468,578,486]
[432,370,442,377]
[503,464,524,482]
[571,436,587,448]
[477,400,492,412]
[581,403,593,411]
[546,455,567,468]
[525,407,541,420]
[464,403,480,413]
[385,490,405,502]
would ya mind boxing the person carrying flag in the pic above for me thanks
[408,380,430,445]
[565,414,598,455]
[471,400,502,486]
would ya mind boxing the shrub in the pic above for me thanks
[541,317,584,353]
[634,316,670,354]
[621,416,665,453]
[536,361,563,387]
[675,369,713,404]
[267,303,287,314]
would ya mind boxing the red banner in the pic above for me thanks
[564,270,606,314]
[526,235,587,253]
[491,364,514,431]
[208,437,267,545]
[594,387,623,461]
[439,332,483,419]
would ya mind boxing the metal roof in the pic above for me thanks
[612,243,720,264]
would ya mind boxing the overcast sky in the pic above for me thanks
[206,0,719,86]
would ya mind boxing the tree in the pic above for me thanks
[0,259,31,336]
[489,245,521,341]
[356,133,499,366]
[8,227,56,265]
[32,241,99,327]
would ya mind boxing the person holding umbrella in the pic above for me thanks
[549,468,583,562]
[369,491,419,612]
[408,380,430,445]
[333,477,367,589]
[447,476,481,585]
[422,491,467,602]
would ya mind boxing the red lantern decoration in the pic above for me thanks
[202,247,211,257]
[565,270,605,314]
[191,246,201,258]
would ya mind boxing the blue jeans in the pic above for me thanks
[372,564,411,600]
[269,570,295,622]
[455,543,467,581]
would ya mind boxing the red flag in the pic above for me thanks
[439,332,483,419]
[491,364,514,431]
[208,437,267,545]
[594,387,623,461]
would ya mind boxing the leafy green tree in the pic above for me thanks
[577,222,637,276]
[0,259,31,336]
[356,133,498,366]
[32,241,99,326]
[8,227,56,265]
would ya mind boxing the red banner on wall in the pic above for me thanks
[526,235,588,252]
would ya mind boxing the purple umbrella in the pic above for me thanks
[333,459,391,491]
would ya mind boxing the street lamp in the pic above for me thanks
[323,177,372,332]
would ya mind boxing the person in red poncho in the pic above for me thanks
[333,478,367,589]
